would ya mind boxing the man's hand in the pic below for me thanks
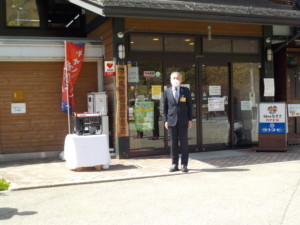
[188,121,192,129]
[165,122,168,130]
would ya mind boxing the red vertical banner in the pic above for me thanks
[61,42,85,115]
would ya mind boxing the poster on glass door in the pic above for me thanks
[208,97,224,111]
[134,101,154,130]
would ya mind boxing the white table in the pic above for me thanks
[64,134,111,170]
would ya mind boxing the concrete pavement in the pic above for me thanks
[1,147,300,191]
[1,160,300,224]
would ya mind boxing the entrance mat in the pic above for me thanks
[188,150,248,160]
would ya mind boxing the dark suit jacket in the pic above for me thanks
[163,86,193,127]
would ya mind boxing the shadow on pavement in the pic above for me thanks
[0,208,37,220]
[0,158,62,169]
[199,168,250,172]
[70,164,141,172]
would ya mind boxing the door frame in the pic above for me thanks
[199,62,236,151]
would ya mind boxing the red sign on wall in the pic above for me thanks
[105,61,115,76]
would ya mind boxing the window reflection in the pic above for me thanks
[233,63,260,144]
[6,0,40,27]
[127,61,165,152]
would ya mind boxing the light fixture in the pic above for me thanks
[130,41,134,44]
[266,48,273,62]
[153,38,159,41]
[118,44,125,59]
[117,26,135,38]
[189,43,194,45]
[266,37,271,43]
[208,26,212,41]
[185,39,191,42]
[66,14,80,28]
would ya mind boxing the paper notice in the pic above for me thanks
[264,78,275,97]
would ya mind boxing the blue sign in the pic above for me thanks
[259,103,286,134]
[259,122,285,134]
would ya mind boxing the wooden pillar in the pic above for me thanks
[113,17,130,159]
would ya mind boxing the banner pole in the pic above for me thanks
[64,41,71,134]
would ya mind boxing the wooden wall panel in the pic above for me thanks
[88,19,113,61]
[125,18,262,36]
[86,14,98,24]
[0,62,97,154]
[275,47,300,145]
[88,18,115,148]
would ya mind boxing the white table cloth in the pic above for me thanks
[64,134,111,169]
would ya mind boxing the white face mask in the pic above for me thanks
[171,79,180,87]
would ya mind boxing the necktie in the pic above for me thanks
[174,87,178,103]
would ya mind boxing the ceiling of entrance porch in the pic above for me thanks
[68,0,300,26]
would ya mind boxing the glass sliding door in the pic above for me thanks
[201,65,231,150]
[128,61,167,157]
[232,63,260,146]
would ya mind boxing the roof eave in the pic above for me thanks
[67,0,300,26]
[104,7,300,26]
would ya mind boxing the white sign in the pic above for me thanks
[259,103,285,123]
[241,101,252,110]
[209,86,221,95]
[128,67,139,83]
[288,104,300,117]
[143,71,155,78]
[11,103,26,114]
[104,61,115,76]
[208,97,224,111]
[264,78,275,97]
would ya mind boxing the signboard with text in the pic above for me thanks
[135,101,154,130]
[259,103,286,134]
[105,61,115,76]
[208,97,225,111]
[115,65,129,137]
[143,71,155,78]
[288,104,300,117]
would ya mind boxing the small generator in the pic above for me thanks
[73,112,102,135]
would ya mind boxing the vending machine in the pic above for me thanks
[87,92,109,144]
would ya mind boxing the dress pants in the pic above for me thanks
[169,122,189,166]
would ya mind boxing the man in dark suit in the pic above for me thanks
[163,72,193,173]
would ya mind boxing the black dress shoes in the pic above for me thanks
[181,165,189,173]
[169,164,179,172]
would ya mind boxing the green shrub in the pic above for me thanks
[0,178,10,191]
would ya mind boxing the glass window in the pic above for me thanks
[6,0,40,27]
[130,36,163,52]
[164,37,195,52]
[233,63,261,145]
[233,39,259,54]
[203,38,232,53]
[201,66,230,147]
[48,0,81,28]
[127,62,164,152]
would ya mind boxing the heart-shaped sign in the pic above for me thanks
[107,63,113,68]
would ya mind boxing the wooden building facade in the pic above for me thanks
[78,0,300,158]
[1,0,300,160]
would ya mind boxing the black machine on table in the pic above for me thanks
[72,112,102,135]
